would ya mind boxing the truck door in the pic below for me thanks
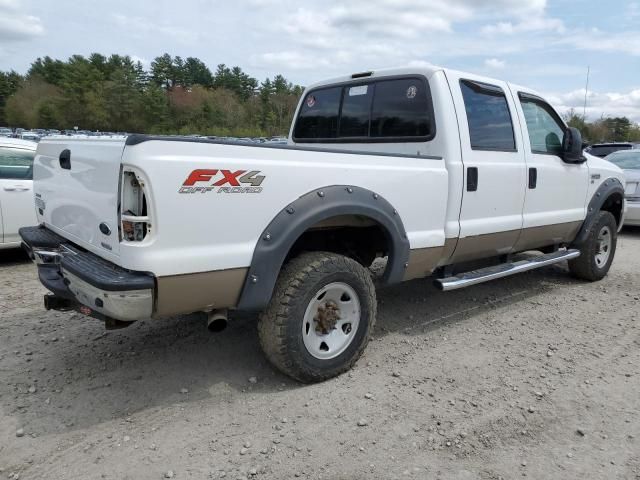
[510,88,589,250]
[445,72,527,262]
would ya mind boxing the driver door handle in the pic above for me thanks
[4,186,30,191]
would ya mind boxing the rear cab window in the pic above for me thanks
[293,76,435,143]
[0,147,35,180]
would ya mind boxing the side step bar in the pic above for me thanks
[435,249,580,291]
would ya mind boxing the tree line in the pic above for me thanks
[1,54,640,141]
[0,53,304,137]
[564,110,640,143]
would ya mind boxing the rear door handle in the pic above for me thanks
[4,186,30,192]
[467,167,478,191]
[528,168,537,189]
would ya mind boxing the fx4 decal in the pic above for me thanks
[179,169,265,194]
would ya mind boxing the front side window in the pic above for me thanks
[0,147,35,180]
[293,77,434,142]
[519,94,565,156]
[460,80,516,152]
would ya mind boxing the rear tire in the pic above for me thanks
[569,211,617,281]
[258,252,376,383]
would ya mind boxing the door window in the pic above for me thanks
[460,80,516,152]
[0,147,35,180]
[518,94,566,156]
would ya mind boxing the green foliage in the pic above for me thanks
[2,52,302,136]
[564,108,640,143]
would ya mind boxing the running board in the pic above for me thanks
[435,249,580,291]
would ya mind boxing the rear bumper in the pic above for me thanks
[624,200,640,226]
[20,226,154,322]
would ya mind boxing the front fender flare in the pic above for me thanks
[572,177,624,247]
[236,185,410,311]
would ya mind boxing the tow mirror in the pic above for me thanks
[562,127,586,164]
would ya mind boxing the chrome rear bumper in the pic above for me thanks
[20,226,154,323]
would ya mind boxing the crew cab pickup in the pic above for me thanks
[20,66,626,382]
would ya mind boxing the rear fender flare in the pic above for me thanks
[236,185,410,311]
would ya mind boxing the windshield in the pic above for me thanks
[605,150,640,169]
[588,144,631,157]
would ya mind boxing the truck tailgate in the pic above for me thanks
[34,137,126,257]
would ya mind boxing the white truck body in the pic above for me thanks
[20,65,626,380]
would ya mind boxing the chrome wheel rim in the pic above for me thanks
[595,226,612,268]
[302,282,361,360]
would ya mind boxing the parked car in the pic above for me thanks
[0,138,37,248]
[20,65,625,382]
[0,127,13,138]
[605,149,640,226]
[585,142,634,158]
[20,131,41,142]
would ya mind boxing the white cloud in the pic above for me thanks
[557,29,640,56]
[482,17,565,35]
[547,88,640,122]
[111,14,198,45]
[484,58,506,69]
[0,0,44,42]
[251,0,569,72]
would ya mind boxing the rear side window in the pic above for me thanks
[0,147,34,180]
[460,80,516,152]
[293,77,434,142]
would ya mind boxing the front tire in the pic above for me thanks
[569,211,617,281]
[258,252,377,383]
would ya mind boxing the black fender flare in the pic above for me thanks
[572,177,625,247]
[236,185,410,311]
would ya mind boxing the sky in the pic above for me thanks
[1,0,639,121]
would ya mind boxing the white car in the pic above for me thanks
[0,138,38,248]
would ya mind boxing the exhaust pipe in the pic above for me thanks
[207,309,228,332]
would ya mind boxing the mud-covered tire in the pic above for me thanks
[569,211,617,281]
[258,252,377,383]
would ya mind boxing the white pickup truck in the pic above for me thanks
[20,65,625,383]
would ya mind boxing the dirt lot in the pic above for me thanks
[1,230,638,480]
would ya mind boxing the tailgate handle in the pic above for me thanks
[59,149,71,170]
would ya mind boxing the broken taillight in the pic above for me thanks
[120,170,151,242]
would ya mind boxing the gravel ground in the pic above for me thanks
[1,229,639,480]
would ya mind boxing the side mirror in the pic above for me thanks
[562,127,586,163]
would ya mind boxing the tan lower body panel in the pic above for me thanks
[449,229,520,264]
[513,221,582,252]
[404,221,583,280]
[154,268,248,317]
[403,246,444,281]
